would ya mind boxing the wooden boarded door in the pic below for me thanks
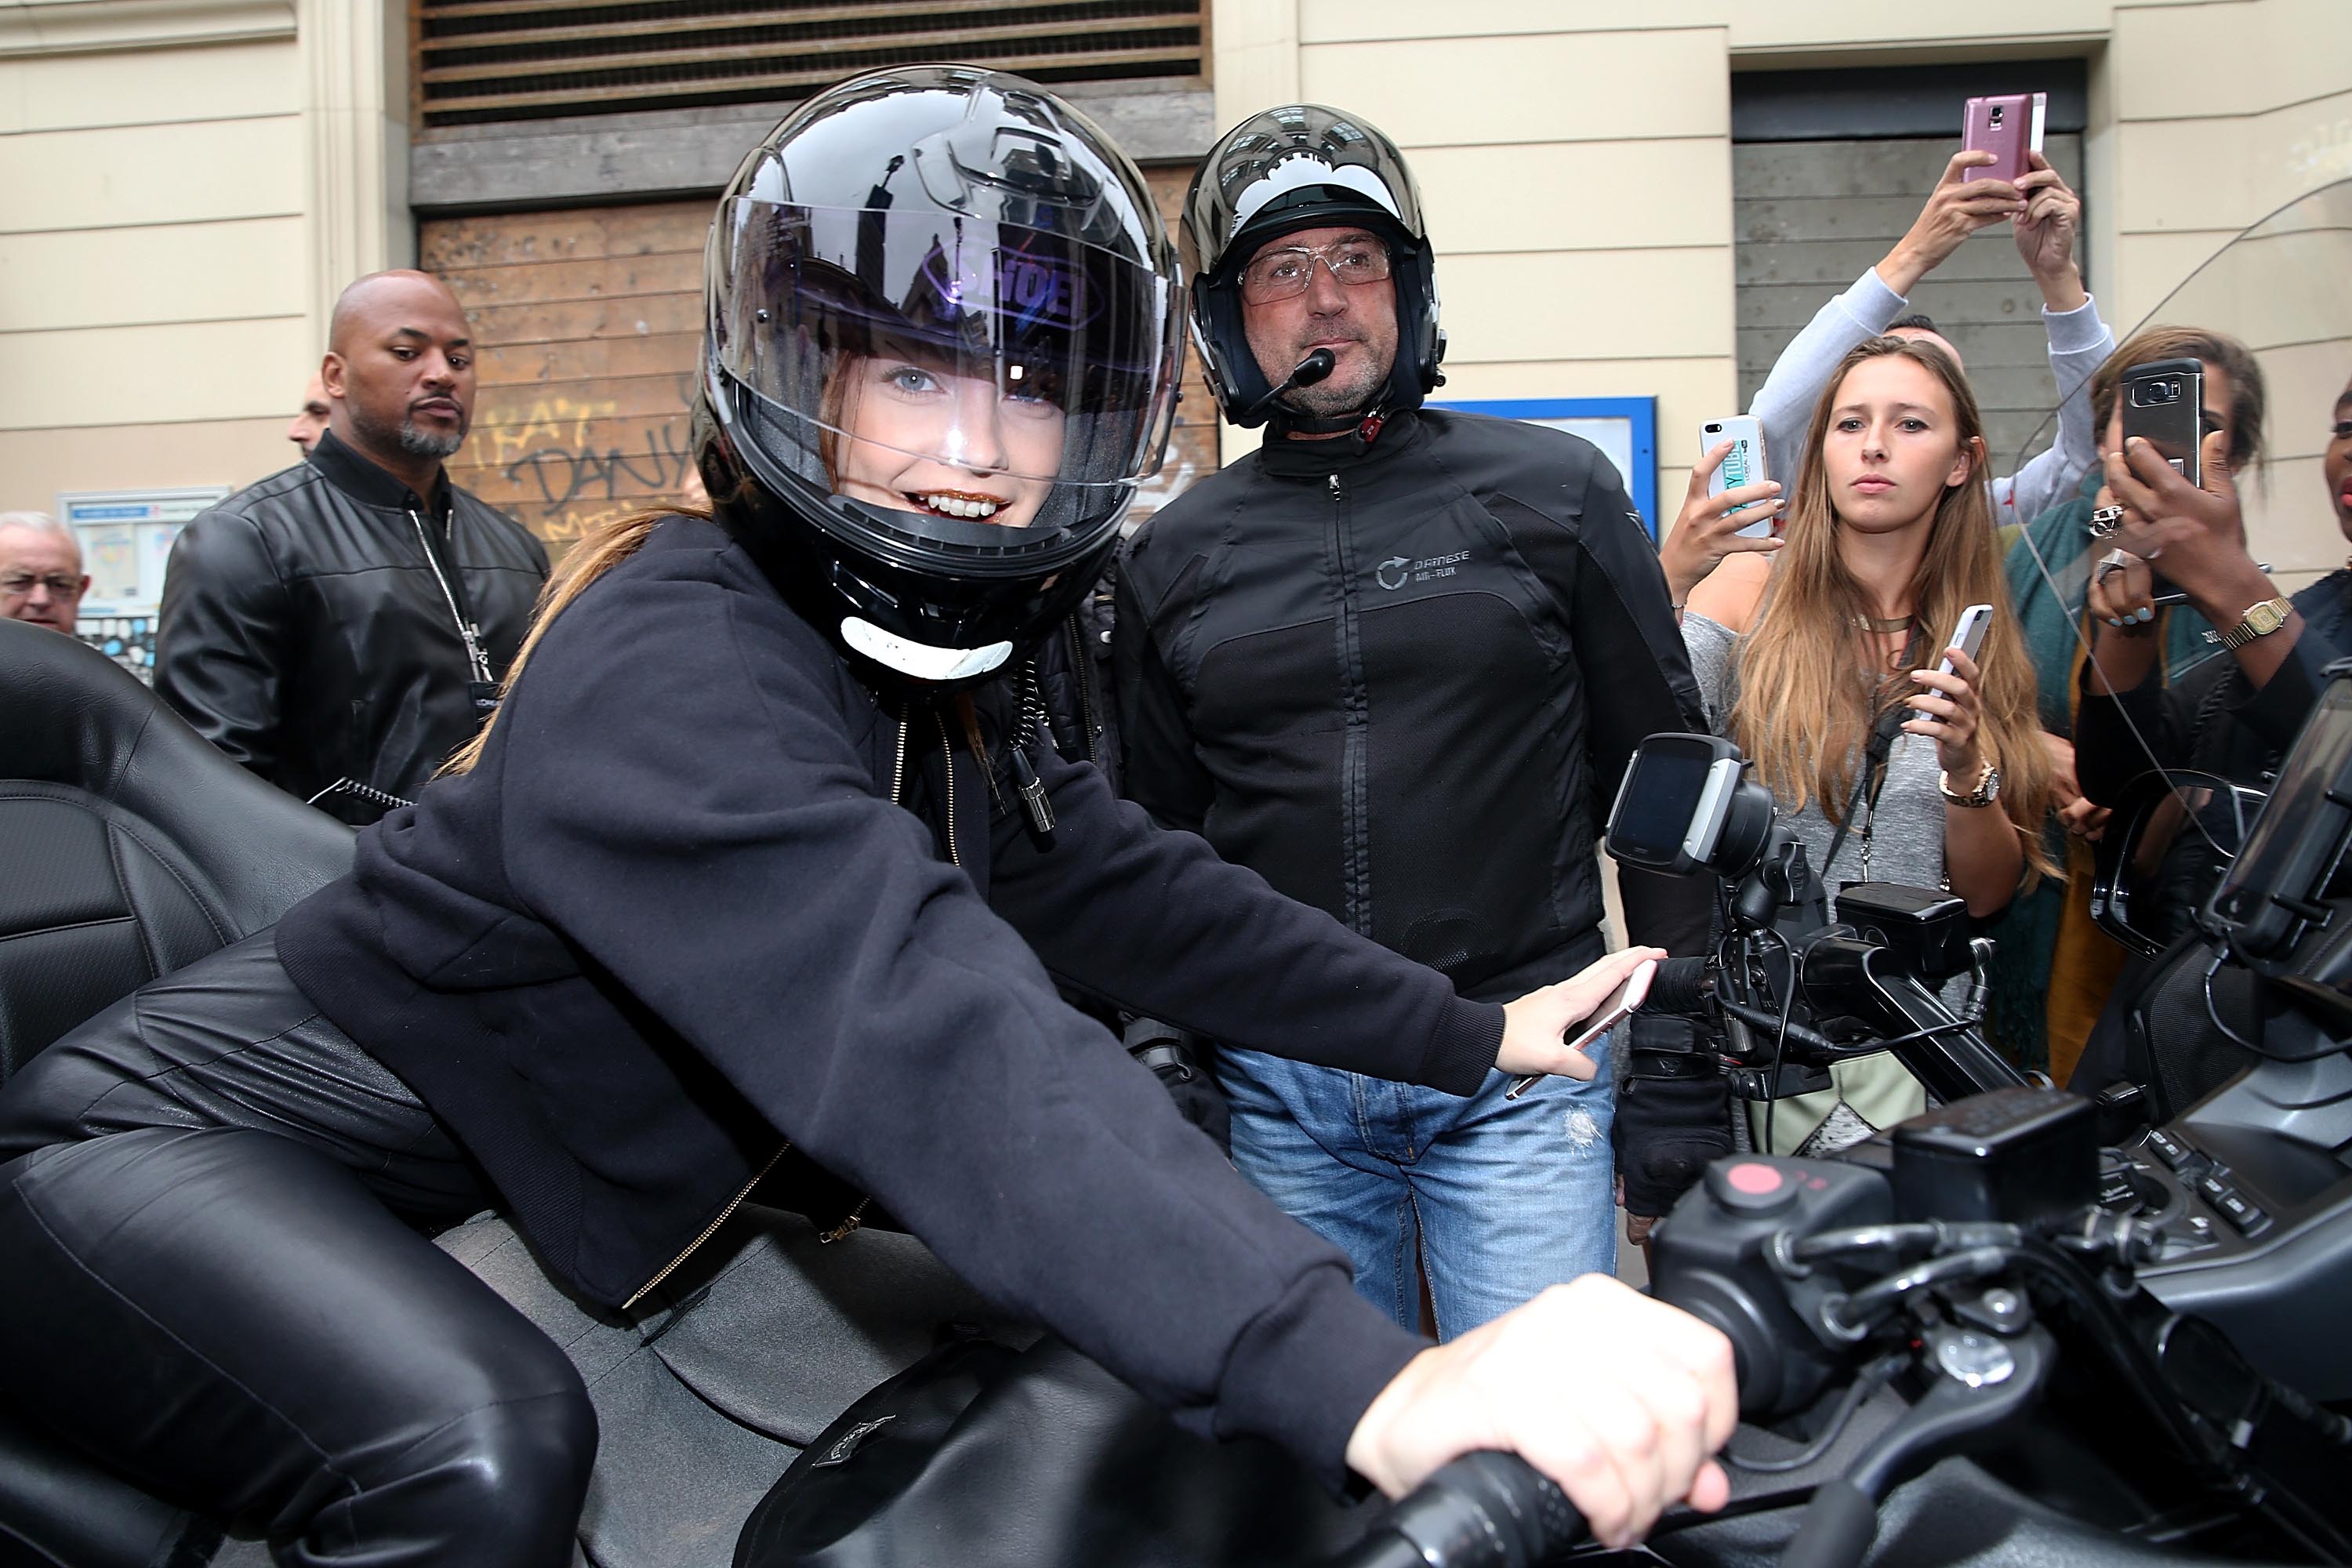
[421,171,1214,561]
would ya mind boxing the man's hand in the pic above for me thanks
[2013,152,2088,310]
[1877,151,2026,296]
[1497,946,1667,1080]
[1345,1276,1737,1549]
[1659,442,1784,605]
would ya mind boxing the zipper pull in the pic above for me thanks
[1011,746,1055,838]
[1327,474,1341,501]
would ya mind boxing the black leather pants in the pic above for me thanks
[0,931,597,1566]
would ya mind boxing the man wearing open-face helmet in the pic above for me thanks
[1116,104,1720,1332]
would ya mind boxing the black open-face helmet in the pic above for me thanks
[695,66,1183,687]
[1180,103,1443,429]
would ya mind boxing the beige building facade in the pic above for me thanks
[0,0,409,517]
[2,0,2347,575]
[1218,0,2352,581]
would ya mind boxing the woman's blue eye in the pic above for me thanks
[886,365,940,394]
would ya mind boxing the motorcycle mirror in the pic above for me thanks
[2090,769,2267,959]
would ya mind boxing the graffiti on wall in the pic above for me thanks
[462,387,699,550]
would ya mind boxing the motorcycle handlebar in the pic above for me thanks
[1329,1450,1584,1568]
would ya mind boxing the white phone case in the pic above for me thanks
[1702,417,1773,539]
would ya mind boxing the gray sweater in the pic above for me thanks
[1748,267,2114,532]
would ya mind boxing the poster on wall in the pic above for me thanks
[1422,396,1660,539]
[56,486,230,681]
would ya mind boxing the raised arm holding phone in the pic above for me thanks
[1690,141,2114,630]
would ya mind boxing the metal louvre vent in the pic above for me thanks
[417,0,1207,127]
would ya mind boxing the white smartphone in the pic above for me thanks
[1701,416,1774,539]
[1505,956,1658,1100]
[1912,602,1994,720]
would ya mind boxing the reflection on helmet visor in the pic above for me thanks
[711,198,1177,505]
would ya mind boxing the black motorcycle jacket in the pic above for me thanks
[274,514,1501,1483]
[1115,409,1726,1214]
[156,430,548,824]
[1115,408,1711,999]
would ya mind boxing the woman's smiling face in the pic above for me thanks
[831,354,1065,528]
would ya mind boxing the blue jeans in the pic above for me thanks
[1216,1044,1617,1339]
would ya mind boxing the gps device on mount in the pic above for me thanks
[1605,732,1797,891]
[1606,733,1748,875]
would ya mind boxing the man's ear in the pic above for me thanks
[321,352,349,401]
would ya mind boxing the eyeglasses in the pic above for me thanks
[1,574,82,599]
[1237,238,1392,306]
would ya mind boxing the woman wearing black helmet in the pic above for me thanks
[0,69,1732,1563]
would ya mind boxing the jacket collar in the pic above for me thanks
[307,428,453,521]
[1255,407,1424,481]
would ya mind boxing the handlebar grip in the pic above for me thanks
[1330,1451,1586,1568]
[1642,956,1716,1019]
[1780,1477,1878,1568]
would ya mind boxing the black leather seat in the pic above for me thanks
[0,616,354,1565]
[0,617,352,1083]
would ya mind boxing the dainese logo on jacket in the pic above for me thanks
[1374,550,1469,591]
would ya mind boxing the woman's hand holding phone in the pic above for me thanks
[2098,430,2253,612]
[1905,645,1990,776]
[1660,441,1784,606]
[2012,152,2089,310]
[1495,946,1666,1081]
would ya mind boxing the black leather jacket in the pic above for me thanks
[156,432,548,823]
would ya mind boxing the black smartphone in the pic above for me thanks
[2120,358,2205,488]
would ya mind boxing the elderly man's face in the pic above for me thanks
[0,525,89,633]
[1240,225,1400,419]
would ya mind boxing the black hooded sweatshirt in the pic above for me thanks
[275,514,1502,1486]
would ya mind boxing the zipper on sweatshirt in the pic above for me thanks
[1327,473,1375,937]
[1065,611,1103,768]
[623,1142,789,1310]
[931,707,960,868]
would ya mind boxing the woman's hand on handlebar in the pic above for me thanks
[1344,1276,1737,1550]
[1496,946,1666,1080]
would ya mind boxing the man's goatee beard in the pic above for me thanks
[397,423,465,459]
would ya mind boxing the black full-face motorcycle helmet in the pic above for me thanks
[1180,103,1443,429]
[695,66,1184,687]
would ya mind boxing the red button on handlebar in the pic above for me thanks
[1705,1158,1799,1215]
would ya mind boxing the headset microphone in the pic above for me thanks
[1241,348,1336,423]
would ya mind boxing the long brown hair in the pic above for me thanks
[441,503,706,777]
[1734,336,2055,881]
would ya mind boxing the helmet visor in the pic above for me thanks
[712,197,1180,536]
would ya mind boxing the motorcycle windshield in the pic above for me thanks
[2003,177,2352,937]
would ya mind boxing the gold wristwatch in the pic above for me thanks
[2216,595,2293,651]
[1937,759,2001,808]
